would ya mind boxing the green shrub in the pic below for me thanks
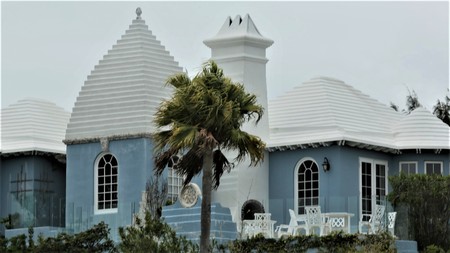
[219,231,395,253]
[118,212,197,253]
[424,244,445,253]
[33,222,116,253]
[388,173,450,250]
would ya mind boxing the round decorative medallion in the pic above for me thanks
[179,183,201,208]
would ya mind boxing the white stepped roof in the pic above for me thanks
[268,77,401,149]
[268,76,450,151]
[1,98,70,154]
[65,16,182,143]
[394,107,450,149]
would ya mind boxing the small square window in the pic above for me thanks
[425,162,442,175]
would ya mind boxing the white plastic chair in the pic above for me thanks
[253,213,275,238]
[305,206,331,236]
[387,212,397,237]
[275,209,307,238]
[359,204,385,234]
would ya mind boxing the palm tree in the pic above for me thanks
[433,90,450,126]
[405,89,421,114]
[153,61,265,252]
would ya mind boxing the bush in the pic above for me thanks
[0,222,116,253]
[118,212,197,253]
[218,231,396,253]
[424,244,446,253]
[388,173,450,250]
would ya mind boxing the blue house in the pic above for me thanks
[1,8,449,250]
[0,98,70,237]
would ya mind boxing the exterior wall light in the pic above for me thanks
[322,157,331,172]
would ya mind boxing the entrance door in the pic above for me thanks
[359,158,387,220]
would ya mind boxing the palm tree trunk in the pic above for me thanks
[200,147,213,253]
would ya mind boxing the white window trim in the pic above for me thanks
[167,167,184,202]
[424,161,443,175]
[294,157,319,215]
[94,153,119,215]
[359,157,388,219]
[399,161,418,174]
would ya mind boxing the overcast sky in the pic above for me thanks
[2,1,449,113]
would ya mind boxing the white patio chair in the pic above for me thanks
[387,212,397,237]
[253,213,275,238]
[359,204,385,234]
[305,206,331,236]
[275,209,307,238]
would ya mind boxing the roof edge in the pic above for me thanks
[63,133,153,145]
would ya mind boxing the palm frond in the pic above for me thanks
[212,150,231,189]
[153,60,266,190]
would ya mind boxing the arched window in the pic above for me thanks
[295,158,319,214]
[167,155,184,203]
[95,153,118,213]
[167,168,184,202]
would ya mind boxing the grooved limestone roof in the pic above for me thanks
[1,98,70,154]
[268,76,449,151]
[65,18,182,142]
[394,107,450,149]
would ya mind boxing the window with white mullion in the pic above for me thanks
[375,164,386,205]
[425,161,443,175]
[95,153,118,214]
[295,158,319,215]
[399,162,417,174]
[361,161,372,220]
[360,158,387,222]
[167,167,183,202]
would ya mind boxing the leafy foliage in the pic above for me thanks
[35,222,116,253]
[118,212,197,253]
[218,231,396,253]
[153,60,266,252]
[1,224,399,253]
[145,176,168,219]
[388,173,450,250]
[405,89,421,113]
[433,90,450,126]
[0,222,116,253]
[153,60,265,188]
[390,88,421,114]
[0,213,20,229]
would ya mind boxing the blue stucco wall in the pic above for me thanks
[0,155,66,236]
[269,145,381,231]
[391,151,450,175]
[65,137,154,240]
[268,145,449,233]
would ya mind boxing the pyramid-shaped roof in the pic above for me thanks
[268,76,450,152]
[394,107,450,149]
[65,11,182,143]
[268,77,401,151]
[1,98,70,154]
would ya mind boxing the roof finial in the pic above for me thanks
[136,7,142,19]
